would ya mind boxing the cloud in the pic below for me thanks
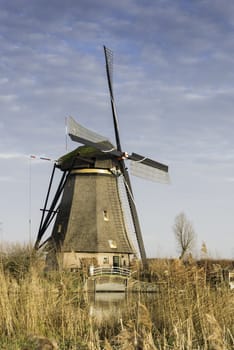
[0,176,14,182]
[0,94,17,102]
[0,152,26,159]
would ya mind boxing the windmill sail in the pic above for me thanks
[130,160,170,183]
[104,46,148,264]
[68,116,116,153]
[104,46,122,151]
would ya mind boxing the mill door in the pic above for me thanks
[113,255,120,267]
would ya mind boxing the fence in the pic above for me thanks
[89,266,131,277]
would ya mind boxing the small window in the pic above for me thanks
[103,210,109,221]
[103,257,109,264]
[108,240,117,249]
[57,224,62,233]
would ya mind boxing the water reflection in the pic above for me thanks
[88,292,127,323]
[87,291,160,324]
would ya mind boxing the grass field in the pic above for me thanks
[0,244,233,349]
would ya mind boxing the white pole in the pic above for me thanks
[29,156,32,244]
[65,116,68,151]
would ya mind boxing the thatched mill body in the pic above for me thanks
[34,47,169,271]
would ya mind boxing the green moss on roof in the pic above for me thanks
[58,145,103,165]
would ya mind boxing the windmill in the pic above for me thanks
[34,46,169,271]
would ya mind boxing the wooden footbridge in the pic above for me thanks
[86,266,132,292]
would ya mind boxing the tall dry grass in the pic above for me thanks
[0,245,233,349]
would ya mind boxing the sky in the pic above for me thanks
[0,0,234,259]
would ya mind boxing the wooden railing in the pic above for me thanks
[89,266,131,277]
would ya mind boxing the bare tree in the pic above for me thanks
[173,212,196,260]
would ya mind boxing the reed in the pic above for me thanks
[0,245,233,349]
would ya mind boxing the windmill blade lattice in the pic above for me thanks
[130,161,170,183]
[129,152,168,172]
[68,116,117,154]
[104,46,114,91]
